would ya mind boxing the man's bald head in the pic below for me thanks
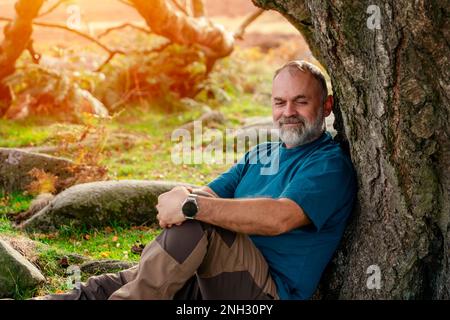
[273,60,328,105]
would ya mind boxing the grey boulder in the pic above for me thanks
[0,148,75,193]
[20,179,198,233]
[80,260,137,276]
[0,240,45,298]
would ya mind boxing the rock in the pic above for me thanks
[180,110,226,131]
[80,260,137,276]
[0,240,45,298]
[75,88,109,118]
[180,98,211,112]
[0,235,91,268]
[21,132,140,155]
[199,110,226,125]
[0,148,75,193]
[20,180,198,233]
[64,253,91,265]
[241,116,274,130]
[14,193,55,224]
[0,235,40,264]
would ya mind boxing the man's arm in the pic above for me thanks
[195,196,311,236]
[156,186,311,236]
[190,186,219,198]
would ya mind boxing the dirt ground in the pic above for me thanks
[0,0,307,51]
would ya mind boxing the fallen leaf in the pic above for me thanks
[112,236,118,242]
[131,243,145,255]
[83,234,90,240]
[59,256,69,268]
[100,251,110,258]
[46,232,59,239]
[104,226,113,234]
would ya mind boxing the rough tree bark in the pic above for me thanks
[253,0,449,299]
[0,0,44,117]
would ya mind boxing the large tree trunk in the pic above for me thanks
[253,0,449,299]
[0,0,44,117]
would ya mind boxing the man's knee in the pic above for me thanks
[154,220,236,263]
[155,220,205,264]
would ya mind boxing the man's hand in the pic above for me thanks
[155,186,189,229]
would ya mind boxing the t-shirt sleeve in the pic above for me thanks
[279,154,356,232]
[207,154,248,198]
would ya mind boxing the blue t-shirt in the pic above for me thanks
[207,131,357,300]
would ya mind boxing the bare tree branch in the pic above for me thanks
[35,20,120,54]
[26,40,41,64]
[0,17,124,56]
[171,0,189,16]
[96,40,172,72]
[97,22,151,39]
[129,0,234,59]
[30,20,128,71]
[234,8,265,40]
[117,0,134,8]
[191,0,206,17]
[96,52,120,72]
[1,16,126,72]
[38,0,68,18]
[0,14,172,73]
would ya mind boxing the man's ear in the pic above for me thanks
[323,95,333,117]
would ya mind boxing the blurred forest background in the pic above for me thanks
[0,0,326,298]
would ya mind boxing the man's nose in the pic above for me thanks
[283,101,297,117]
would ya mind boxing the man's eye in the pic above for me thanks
[275,102,285,106]
[295,100,307,105]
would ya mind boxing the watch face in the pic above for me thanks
[182,200,198,217]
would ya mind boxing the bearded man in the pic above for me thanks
[40,60,357,300]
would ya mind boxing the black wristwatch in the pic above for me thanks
[181,194,198,219]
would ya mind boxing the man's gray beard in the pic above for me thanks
[275,112,324,147]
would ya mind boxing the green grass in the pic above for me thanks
[0,216,15,234]
[0,191,34,236]
[0,118,54,148]
[221,94,272,126]
[32,223,160,262]
[0,191,34,215]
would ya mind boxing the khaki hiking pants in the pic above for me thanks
[40,192,279,300]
